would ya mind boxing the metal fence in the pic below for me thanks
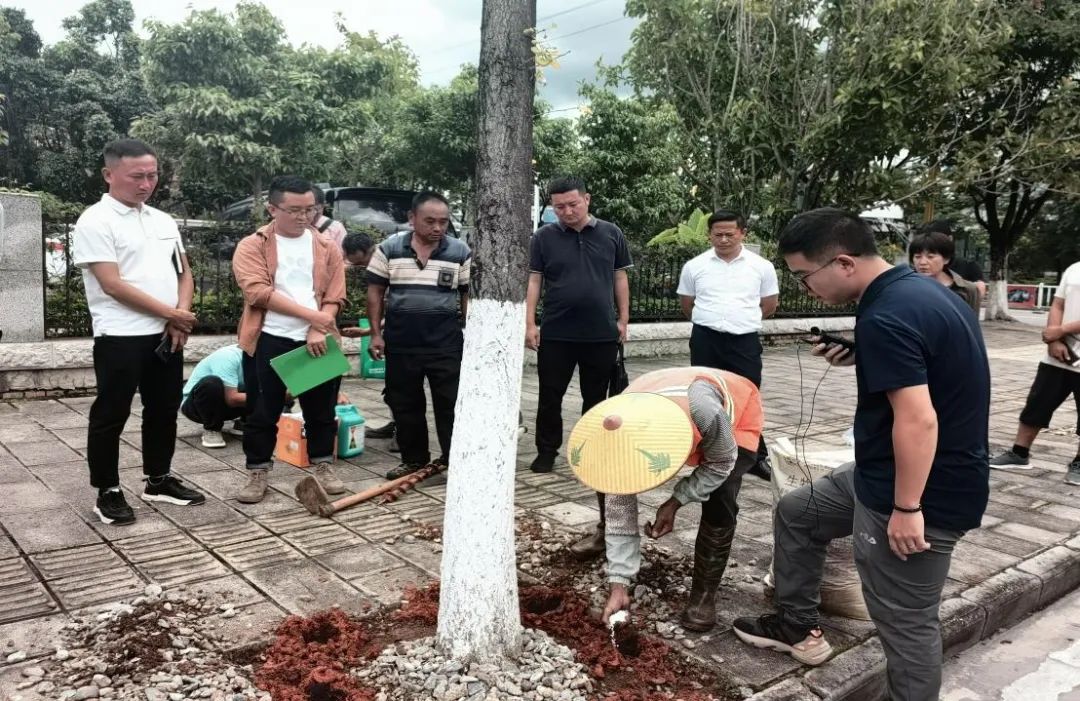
[43,221,847,338]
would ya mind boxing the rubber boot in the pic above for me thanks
[569,523,605,560]
[681,521,736,632]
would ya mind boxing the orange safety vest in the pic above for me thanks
[625,367,764,460]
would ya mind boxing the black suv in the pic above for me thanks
[220,187,456,237]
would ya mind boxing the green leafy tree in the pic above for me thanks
[1009,198,1080,282]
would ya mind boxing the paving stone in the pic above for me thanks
[746,678,822,701]
[1039,502,1080,523]
[334,502,410,540]
[0,614,68,661]
[3,440,82,467]
[939,596,987,654]
[171,447,237,474]
[185,469,259,500]
[184,574,267,609]
[189,518,271,548]
[1015,545,1080,608]
[213,535,305,571]
[244,560,373,616]
[691,630,801,688]
[540,478,597,502]
[960,526,1046,559]
[352,565,435,606]
[0,557,58,623]
[0,481,67,514]
[282,523,368,556]
[204,600,284,649]
[88,505,176,539]
[32,410,88,430]
[535,501,600,527]
[380,496,445,528]
[0,425,54,444]
[254,506,334,533]
[0,537,16,559]
[992,521,1068,546]
[948,541,1022,585]
[1008,483,1080,508]
[50,427,88,450]
[382,539,443,577]
[145,497,241,528]
[30,544,142,609]
[316,545,405,580]
[3,507,102,553]
[960,568,1043,636]
[115,529,229,586]
[512,484,564,509]
[803,636,887,701]
[0,459,31,485]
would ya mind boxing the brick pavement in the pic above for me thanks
[1,321,1079,699]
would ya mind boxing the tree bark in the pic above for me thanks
[436,0,535,663]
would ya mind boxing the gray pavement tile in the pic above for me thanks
[0,480,67,514]
[3,440,81,467]
[352,564,435,606]
[183,574,268,609]
[961,527,1046,559]
[47,427,88,451]
[282,523,368,557]
[30,544,143,609]
[213,535,305,571]
[3,507,102,553]
[31,411,88,430]
[204,601,285,649]
[692,630,803,688]
[380,539,443,577]
[0,425,53,444]
[243,560,373,616]
[144,496,243,529]
[535,501,599,527]
[189,518,272,548]
[0,537,16,560]
[0,614,69,662]
[316,545,405,580]
[0,557,59,623]
[185,469,259,501]
[949,541,1023,585]
[171,447,237,474]
[253,506,332,534]
[334,502,412,541]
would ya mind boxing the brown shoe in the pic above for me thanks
[313,463,346,495]
[681,522,736,632]
[569,523,605,560]
[236,470,268,504]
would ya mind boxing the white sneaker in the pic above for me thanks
[201,430,226,449]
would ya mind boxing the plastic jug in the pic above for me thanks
[358,319,386,379]
[335,404,365,458]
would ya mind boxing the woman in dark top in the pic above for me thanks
[909,231,983,314]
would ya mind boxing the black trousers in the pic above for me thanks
[701,447,758,527]
[87,334,183,489]
[689,324,769,461]
[535,339,618,456]
[243,333,339,469]
[180,376,247,431]
[385,350,462,465]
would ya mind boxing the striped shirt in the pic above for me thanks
[366,232,471,354]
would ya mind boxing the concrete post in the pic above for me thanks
[0,192,45,342]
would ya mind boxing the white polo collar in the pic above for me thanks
[102,193,149,216]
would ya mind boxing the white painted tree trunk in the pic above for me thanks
[436,298,526,661]
[986,278,1015,321]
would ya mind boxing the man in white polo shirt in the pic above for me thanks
[73,139,206,526]
[678,209,779,479]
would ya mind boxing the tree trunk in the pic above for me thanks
[436,0,536,663]
[985,245,1012,321]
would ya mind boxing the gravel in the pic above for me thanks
[8,585,271,701]
[356,628,593,701]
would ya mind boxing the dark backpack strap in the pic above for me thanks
[316,217,333,233]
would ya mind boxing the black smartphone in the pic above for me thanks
[807,327,856,353]
[155,335,173,363]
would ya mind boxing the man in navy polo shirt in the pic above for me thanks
[732,208,990,701]
[526,175,632,558]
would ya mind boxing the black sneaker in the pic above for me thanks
[367,420,396,439]
[748,457,773,481]
[733,614,832,666]
[530,453,556,473]
[386,462,426,480]
[1066,459,1080,486]
[142,475,206,506]
[95,490,136,526]
[990,449,1031,470]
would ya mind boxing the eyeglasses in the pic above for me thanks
[274,206,320,217]
[792,257,839,290]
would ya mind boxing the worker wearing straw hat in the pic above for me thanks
[569,366,763,632]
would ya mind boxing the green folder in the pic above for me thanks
[269,335,350,396]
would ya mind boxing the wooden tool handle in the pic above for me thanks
[327,473,414,512]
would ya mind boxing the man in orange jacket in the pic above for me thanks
[568,366,763,632]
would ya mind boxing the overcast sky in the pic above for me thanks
[5,0,636,111]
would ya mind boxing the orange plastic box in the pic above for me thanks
[274,413,337,468]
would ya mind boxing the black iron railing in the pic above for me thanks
[43,221,849,338]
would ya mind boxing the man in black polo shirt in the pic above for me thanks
[732,209,990,701]
[527,176,632,558]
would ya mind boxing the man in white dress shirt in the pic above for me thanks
[678,209,779,479]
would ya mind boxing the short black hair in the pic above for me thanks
[908,231,955,264]
[708,209,746,230]
[547,176,587,197]
[268,175,313,206]
[778,208,879,262]
[411,190,450,212]
[923,219,954,237]
[311,186,326,205]
[342,231,374,257]
[103,138,156,165]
